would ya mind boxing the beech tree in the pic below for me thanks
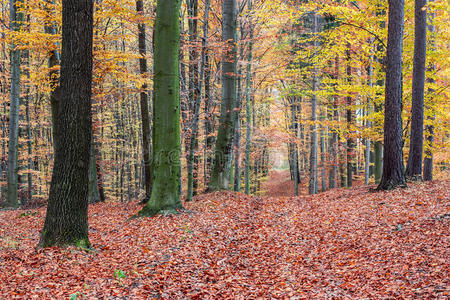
[377,0,407,190]
[5,0,23,208]
[209,0,238,191]
[139,0,182,216]
[136,0,152,202]
[39,0,94,247]
[405,0,427,181]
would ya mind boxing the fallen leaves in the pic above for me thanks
[0,180,448,298]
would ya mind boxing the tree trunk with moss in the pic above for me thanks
[209,0,237,191]
[39,0,94,248]
[377,0,407,190]
[139,0,182,216]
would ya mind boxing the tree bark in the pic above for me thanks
[39,0,94,247]
[377,0,407,190]
[139,0,182,216]
[187,0,210,201]
[308,13,318,195]
[244,0,253,195]
[345,45,354,188]
[405,0,427,181]
[136,0,153,202]
[5,0,24,208]
[423,0,435,181]
[209,0,237,191]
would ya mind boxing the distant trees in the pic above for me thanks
[138,0,183,216]
[39,0,94,247]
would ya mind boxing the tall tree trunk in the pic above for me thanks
[136,0,152,203]
[423,0,435,181]
[308,14,318,195]
[291,99,299,196]
[187,0,199,195]
[204,52,214,186]
[320,107,326,192]
[39,0,94,248]
[329,57,339,189]
[405,0,427,181]
[187,0,210,201]
[345,45,353,188]
[377,0,407,190]
[5,0,23,208]
[139,0,182,216]
[365,54,374,185]
[209,0,237,191]
[88,135,101,204]
[244,0,253,195]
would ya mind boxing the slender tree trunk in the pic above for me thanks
[423,0,435,181]
[308,14,318,195]
[5,0,23,208]
[209,0,237,191]
[139,0,182,216]
[291,100,299,196]
[365,54,374,185]
[377,0,407,190]
[320,107,326,192]
[187,0,210,201]
[88,135,101,203]
[405,0,427,181]
[187,0,199,195]
[329,57,339,189]
[39,0,94,248]
[204,52,214,186]
[244,0,253,195]
[136,0,152,202]
[345,45,353,188]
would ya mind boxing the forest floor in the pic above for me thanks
[0,179,448,298]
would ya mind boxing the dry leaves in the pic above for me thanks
[0,180,448,298]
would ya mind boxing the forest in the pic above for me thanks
[0,0,448,298]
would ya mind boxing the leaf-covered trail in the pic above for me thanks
[0,181,448,298]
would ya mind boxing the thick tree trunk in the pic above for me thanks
[377,0,407,190]
[136,0,153,202]
[405,0,427,181]
[6,0,24,208]
[139,0,182,216]
[209,0,237,191]
[39,0,94,248]
[187,0,210,201]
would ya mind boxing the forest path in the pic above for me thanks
[261,169,307,197]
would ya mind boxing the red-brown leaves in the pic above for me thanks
[0,180,448,298]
